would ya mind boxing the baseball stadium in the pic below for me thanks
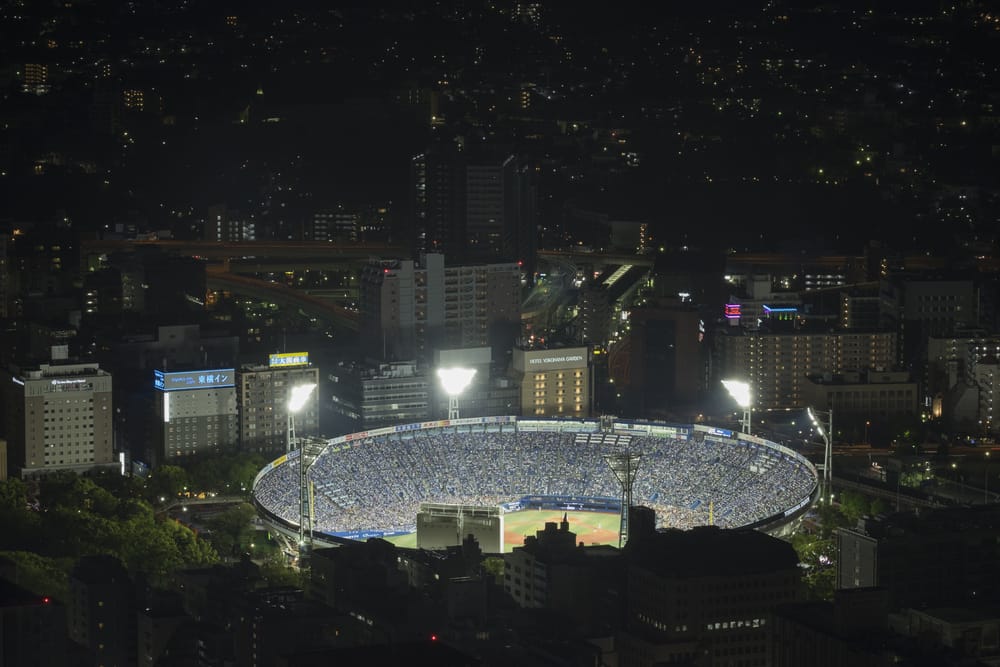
[251,417,819,553]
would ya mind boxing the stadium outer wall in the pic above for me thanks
[251,416,819,550]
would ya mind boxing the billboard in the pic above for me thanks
[154,369,235,391]
[269,352,310,367]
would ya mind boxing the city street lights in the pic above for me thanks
[864,419,871,446]
[438,367,476,420]
[722,380,752,435]
[808,407,834,504]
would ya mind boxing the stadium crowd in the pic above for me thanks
[252,429,816,536]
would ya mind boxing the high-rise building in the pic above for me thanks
[1,362,115,478]
[411,145,536,275]
[238,354,319,454]
[619,524,803,667]
[927,331,1000,435]
[153,368,238,463]
[578,265,650,345]
[628,298,705,414]
[359,254,521,363]
[715,328,897,410]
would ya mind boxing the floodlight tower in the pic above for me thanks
[722,379,752,435]
[808,406,834,504]
[604,450,641,548]
[287,382,317,561]
[438,367,476,420]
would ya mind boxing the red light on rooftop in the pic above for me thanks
[430,634,438,641]
[42,597,50,604]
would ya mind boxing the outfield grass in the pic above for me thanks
[383,509,620,553]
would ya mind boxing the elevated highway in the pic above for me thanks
[206,270,359,332]
[81,239,409,265]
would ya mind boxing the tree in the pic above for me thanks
[0,479,41,552]
[259,555,306,588]
[481,556,505,584]
[790,532,837,600]
[869,497,889,516]
[206,503,257,557]
[838,490,868,524]
[146,465,190,502]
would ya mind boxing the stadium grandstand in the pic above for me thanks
[252,417,818,549]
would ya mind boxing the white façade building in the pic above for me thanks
[3,363,116,478]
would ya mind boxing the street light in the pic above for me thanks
[722,380,752,435]
[808,406,834,504]
[438,367,476,420]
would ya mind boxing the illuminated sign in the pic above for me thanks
[724,304,741,319]
[528,354,585,365]
[762,304,797,321]
[269,352,310,367]
[154,369,234,391]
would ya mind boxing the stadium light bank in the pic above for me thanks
[722,379,752,435]
[438,367,476,420]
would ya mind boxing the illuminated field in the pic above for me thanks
[384,509,621,553]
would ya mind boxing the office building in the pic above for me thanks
[927,331,1000,435]
[1,362,115,478]
[359,253,521,364]
[411,145,536,274]
[153,367,238,462]
[511,346,590,417]
[578,264,649,345]
[802,371,917,441]
[880,273,979,369]
[328,360,431,430]
[106,324,238,465]
[238,353,319,454]
[627,297,705,414]
[837,506,1000,608]
[769,588,895,667]
[619,524,803,667]
[504,515,620,634]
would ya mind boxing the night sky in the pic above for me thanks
[2,0,996,253]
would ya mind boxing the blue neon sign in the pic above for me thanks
[154,369,235,391]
